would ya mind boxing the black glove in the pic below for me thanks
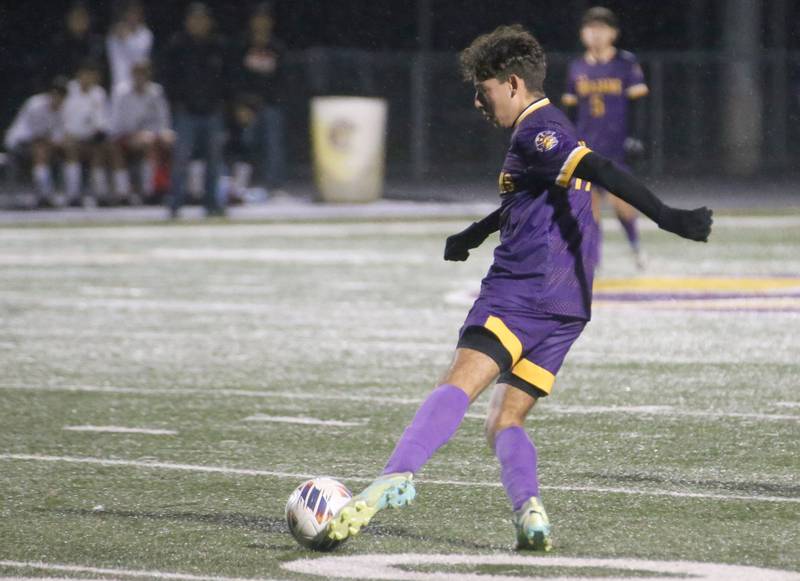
[657,206,714,242]
[444,208,503,261]
[444,222,487,261]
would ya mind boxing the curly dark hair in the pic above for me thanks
[459,24,547,92]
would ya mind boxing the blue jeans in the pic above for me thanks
[169,110,225,213]
[258,105,286,188]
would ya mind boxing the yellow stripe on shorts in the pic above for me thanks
[483,315,523,365]
[512,358,556,394]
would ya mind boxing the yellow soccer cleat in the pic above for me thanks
[326,472,415,542]
[513,496,553,551]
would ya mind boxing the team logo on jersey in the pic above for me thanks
[534,131,558,152]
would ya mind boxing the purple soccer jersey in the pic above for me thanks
[479,97,599,321]
[563,50,648,162]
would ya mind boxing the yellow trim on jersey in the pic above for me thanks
[513,98,551,128]
[575,178,583,190]
[561,93,578,106]
[555,145,592,188]
[512,358,556,394]
[484,316,523,365]
[626,83,649,99]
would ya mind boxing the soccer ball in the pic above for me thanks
[285,477,352,550]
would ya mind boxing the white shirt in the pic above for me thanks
[107,25,153,91]
[4,94,64,149]
[110,81,171,137]
[62,80,110,140]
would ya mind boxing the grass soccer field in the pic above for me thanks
[0,213,798,580]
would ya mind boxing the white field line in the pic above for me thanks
[0,248,431,267]
[243,414,366,427]
[2,384,797,423]
[0,384,421,405]
[594,298,800,311]
[463,413,487,420]
[0,328,446,352]
[63,426,178,436]
[0,577,93,581]
[283,553,800,581]
[0,294,287,313]
[0,560,277,581]
[0,221,465,241]
[0,296,445,327]
[544,404,800,422]
[0,214,796,242]
[1,453,798,505]
[447,290,800,312]
[149,247,429,265]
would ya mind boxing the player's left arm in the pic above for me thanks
[444,207,502,261]
[623,55,649,157]
[573,152,713,242]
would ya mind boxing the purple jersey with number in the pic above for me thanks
[563,50,648,162]
[480,97,599,321]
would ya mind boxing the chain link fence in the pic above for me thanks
[281,49,800,180]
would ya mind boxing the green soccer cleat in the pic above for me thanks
[513,496,552,551]
[325,472,415,542]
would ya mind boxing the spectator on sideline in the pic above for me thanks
[107,0,153,92]
[62,60,111,206]
[162,2,227,218]
[232,2,287,192]
[44,2,106,86]
[3,78,68,205]
[109,61,174,205]
[220,94,262,205]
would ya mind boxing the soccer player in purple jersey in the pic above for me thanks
[325,25,712,551]
[562,7,650,268]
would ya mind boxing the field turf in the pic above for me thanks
[0,214,798,580]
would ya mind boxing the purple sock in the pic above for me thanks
[383,384,469,475]
[494,426,539,511]
[619,215,640,252]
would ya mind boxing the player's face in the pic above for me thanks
[186,12,212,37]
[474,78,516,128]
[67,8,90,36]
[580,23,618,50]
[124,4,144,26]
[78,69,99,88]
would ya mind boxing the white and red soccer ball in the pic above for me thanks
[285,477,352,550]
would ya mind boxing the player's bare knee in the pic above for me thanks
[484,411,525,449]
[441,348,500,402]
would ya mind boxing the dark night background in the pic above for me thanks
[3,0,800,52]
[2,1,799,178]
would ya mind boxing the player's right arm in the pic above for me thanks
[444,207,502,261]
[561,61,578,122]
[574,152,713,242]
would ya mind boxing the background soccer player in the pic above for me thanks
[3,77,68,206]
[109,61,174,205]
[324,24,711,552]
[61,59,111,207]
[562,7,649,268]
